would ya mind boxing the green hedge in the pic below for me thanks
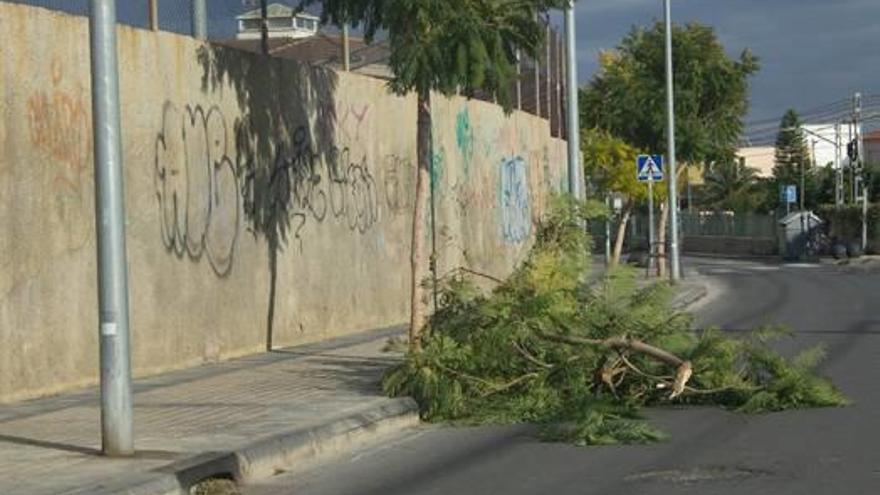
[816,204,880,252]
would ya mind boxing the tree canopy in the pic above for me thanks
[580,21,759,165]
[773,109,812,183]
[304,0,570,109]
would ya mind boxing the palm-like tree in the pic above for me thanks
[702,160,760,211]
[308,0,569,351]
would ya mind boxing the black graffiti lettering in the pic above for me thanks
[382,154,412,214]
[241,125,379,249]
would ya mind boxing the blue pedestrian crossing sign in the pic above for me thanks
[637,155,664,182]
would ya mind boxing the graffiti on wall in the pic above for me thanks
[240,125,380,250]
[383,154,413,213]
[154,102,241,277]
[27,60,91,252]
[339,103,370,143]
[455,108,474,176]
[499,156,531,244]
[26,61,91,172]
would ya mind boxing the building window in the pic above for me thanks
[241,18,261,31]
[267,17,293,29]
[296,18,316,31]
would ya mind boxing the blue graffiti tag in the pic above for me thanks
[500,156,531,244]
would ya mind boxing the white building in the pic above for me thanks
[801,123,859,169]
[236,3,319,41]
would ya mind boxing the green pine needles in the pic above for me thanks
[383,197,848,445]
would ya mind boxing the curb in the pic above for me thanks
[671,282,709,311]
[62,398,419,495]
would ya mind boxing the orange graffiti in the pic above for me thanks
[26,66,91,171]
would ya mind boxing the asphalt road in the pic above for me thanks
[244,257,880,495]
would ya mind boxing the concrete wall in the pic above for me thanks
[0,3,568,402]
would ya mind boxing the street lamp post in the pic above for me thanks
[89,0,134,457]
[664,0,681,282]
[565,1,582,199]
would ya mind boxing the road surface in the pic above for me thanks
[244,257,880,495]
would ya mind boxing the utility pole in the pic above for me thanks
[663,0,681,281]
[564,1,581,199]
[89,0,134,457]
[835,123,842,207]
[148,0,158,31]
[192,0,206,40]
[854,92,868,251]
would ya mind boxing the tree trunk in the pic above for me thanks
[657,201,668,278]
[611,205,632,267]
[409,89,432,353]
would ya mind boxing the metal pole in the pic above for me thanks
[89,0,134,457]
[564,1,581,199]
[516,49,522,111]
[534,56,541,118]
[800,160,805,211]
[664,0,681,281]
[648,178,655,276]
[546,21,552,124]
[855,92,868,251]
[260,0,270,56]
[342,23,351,72]
[556,32,564,137]
[604,195,612,266]
[835,123,842,207]
[192,0,206,40]
[148,0,158,31]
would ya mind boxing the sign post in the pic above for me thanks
[782,184,797,216]
[638,155,664,277]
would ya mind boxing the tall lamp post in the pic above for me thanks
[664,0,682,281]
[89,0,134,456]
[565,1,582,199]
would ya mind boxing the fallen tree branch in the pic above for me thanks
[457,267,505,285]
[512,341,553,369]
[540,332,693,399]
[481,372,540,397]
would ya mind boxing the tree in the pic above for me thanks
[702,159,761,211]
[582,129,659,267]
[581,22,759,167]
[773,109,813,207]
[308,0,569,351]
[773,109,811,183]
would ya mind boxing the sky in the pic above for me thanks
[13,0,880,130]
[563,0,880,126]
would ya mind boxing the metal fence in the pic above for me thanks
[4,0,569,139]
[680,212,777,239]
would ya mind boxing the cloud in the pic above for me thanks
[570,0,880,122]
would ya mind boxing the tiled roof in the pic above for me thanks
[863,129,880,142]
[219,33,389,69]
[237,3,318,20]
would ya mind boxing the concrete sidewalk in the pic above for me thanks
[0,327,418,495]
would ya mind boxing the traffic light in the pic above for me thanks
[847,140,859,162]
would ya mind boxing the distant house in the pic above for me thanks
[863,129,880,165]
[236,3,319,41]
[737,146,776,177]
